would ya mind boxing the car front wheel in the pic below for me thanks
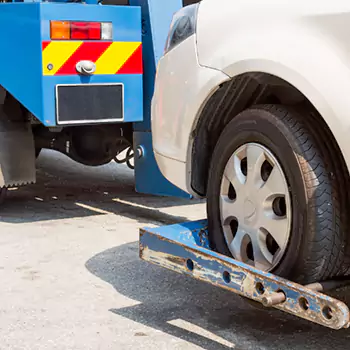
[206,104,350,284]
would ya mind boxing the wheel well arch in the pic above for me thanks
[190,72,348,196]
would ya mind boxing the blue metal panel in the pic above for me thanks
[0,3,143,126]
[140,220,350,330]
[130,0,183,132]
[0,3,43,120]
[131,0,190,198]
[41,74,143,126]
[134,131,190,197]
[40,2,143,126]
[39,3,141,42]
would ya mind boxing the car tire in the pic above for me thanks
[206,104,349,284]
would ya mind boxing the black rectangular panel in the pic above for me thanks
[56,84,124,125]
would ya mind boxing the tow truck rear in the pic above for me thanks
[0,0,190,203]
[0,1,144,198]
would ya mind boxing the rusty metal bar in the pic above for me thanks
[260,279,350,307]
[139,219,350,330]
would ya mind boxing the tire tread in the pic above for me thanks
[259,104,348,281]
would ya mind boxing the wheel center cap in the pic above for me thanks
[244,198,256,219]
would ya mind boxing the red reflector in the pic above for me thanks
[71,22,101,40]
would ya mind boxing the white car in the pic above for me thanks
[151,0,350,284]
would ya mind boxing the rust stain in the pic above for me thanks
[165,255,185,265]
[140,228,350,330]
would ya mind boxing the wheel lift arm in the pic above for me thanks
[139,219,350,330]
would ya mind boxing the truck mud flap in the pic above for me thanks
[0,106,36,187]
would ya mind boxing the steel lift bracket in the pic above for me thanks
[139,219,350,330]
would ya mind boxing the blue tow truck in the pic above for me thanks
[0,0,191,203]
[4,0,350,332]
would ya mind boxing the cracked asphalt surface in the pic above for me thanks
[1,150,350,349]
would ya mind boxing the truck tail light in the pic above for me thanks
[50,21,112,40]
[101,22,113,40]
[71,22,101,40]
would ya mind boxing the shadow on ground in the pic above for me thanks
[0,150,203,224]
[86,241,350,350]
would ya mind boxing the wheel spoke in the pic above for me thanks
[252,234,274,270]
[260,215,289,248]
[246,144,266,188]
[229,227,249,262]
[223,154,245,194]
[220,196,241,223]
[259,166,287,200]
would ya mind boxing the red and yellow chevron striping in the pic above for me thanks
[42,41,143,76]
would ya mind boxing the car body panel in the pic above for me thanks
[196,0,350,175]
[152,0,350,194]
[151,34,229,193]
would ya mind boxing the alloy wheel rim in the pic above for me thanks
[219,142,292,272]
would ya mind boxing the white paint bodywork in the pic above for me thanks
[152,34,229,195]
[152,0,350,195]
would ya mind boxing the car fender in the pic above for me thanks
[196,12,350,173]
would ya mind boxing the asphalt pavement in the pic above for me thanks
[1,150,350,349]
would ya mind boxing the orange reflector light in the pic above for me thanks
[50,21,70,40]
